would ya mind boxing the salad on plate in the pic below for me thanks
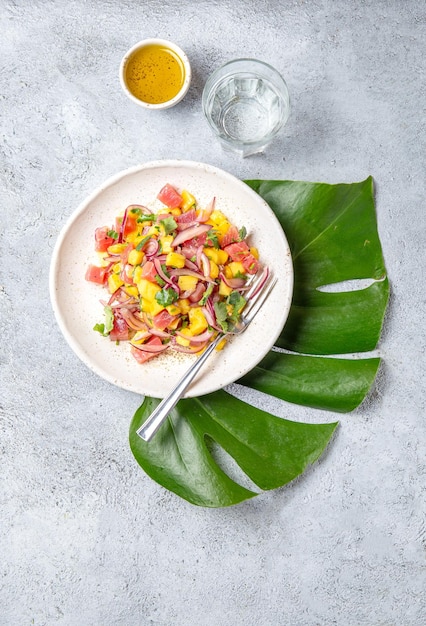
[85,183,268,364]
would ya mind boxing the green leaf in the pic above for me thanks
[160,216,178,235]
[155,287,179,307]
[129,391,338,508]
[93,305,114,337]
[245,177,389,355]
[129,177,389,507]
[237,177,389,411]
[239,351,381,413]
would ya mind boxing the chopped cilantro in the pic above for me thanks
[137,214,156,222]
[135,235,152,251]
[160,216,178,235]
[93,305,114,336]
[155,275,166,287]
[107,229,118,239]
[198,284,214,306]
[213,301,229,332]
[213,291,247,332]
[227,291,247,320]
[206,230,220,249]
[238,226,247,240]
[155,287,179,307]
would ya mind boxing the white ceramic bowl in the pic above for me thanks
[49,160,293,398]
[119,38,191,110]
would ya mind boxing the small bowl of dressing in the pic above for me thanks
[119,38,191,109]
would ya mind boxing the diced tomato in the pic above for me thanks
[241,253,259,275]
[109,316,129,342]
[85,264,108,284]
[95,226,115,252]
[175,209,197,228]
[123,213,138,239]
[140,260,158,282]
[157,184,182,208]
[224,240,250,261]
[220,226,240,247]
[131,336,163,363]
[152,310,176,331]
[186,232,208,249]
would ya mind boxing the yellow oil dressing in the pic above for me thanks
[125,44,185,104]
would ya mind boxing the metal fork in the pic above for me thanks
[136,269,277,442]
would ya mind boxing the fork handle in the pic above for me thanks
[136,333,223,442]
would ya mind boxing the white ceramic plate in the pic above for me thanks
[49,160,293,398]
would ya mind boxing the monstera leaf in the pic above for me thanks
[129,177,389,507]
[130,392,338,507]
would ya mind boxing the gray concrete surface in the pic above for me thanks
[1,1,425,625]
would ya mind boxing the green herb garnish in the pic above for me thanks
[93,305,114,336]
[160,216,178,235]
[206,230,220,249]
[136,235,152,251]
[155,287,179,307]
[238,226,247,240]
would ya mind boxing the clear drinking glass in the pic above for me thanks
[202,58,290,157]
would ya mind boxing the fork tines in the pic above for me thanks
[242,268,277,321]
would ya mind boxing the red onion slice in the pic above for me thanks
[172,224,211,248]
[117,207,129,244]
[198,197,215,222]
[218,271,247,290]
[144,239,159,257]
[153,257,173,285]
[170,268,215,283]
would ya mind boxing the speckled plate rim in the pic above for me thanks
[49,160,293,398]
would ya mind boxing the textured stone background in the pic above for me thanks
[1,1,425,625]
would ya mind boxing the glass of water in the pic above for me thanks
[202,58,290,157]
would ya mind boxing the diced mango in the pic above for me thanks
[178,275,198,292]
[137,279,161,301]
[165,252,186,268]
[140,297,164,316]
[227,261,246,277]
[125,230,142,244]
[204,248,219,264]
[159,235,173,254]
[205,247,228,265]
[188,307,208,335]
[176,335,191,347]
[146,225,161,237]
[208,210,228,226]
[127,249,144,265]
[250,247,259,259]
[209,260,219,279]
[215,221,232,236]
[181,189,196,211]
[219,280,233,297]
[123,285,139,298]
[133,265,143,283]
[177,298,191,314]
[166,304,181,316]
[108,273,124,294]
[107,243,127,255]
